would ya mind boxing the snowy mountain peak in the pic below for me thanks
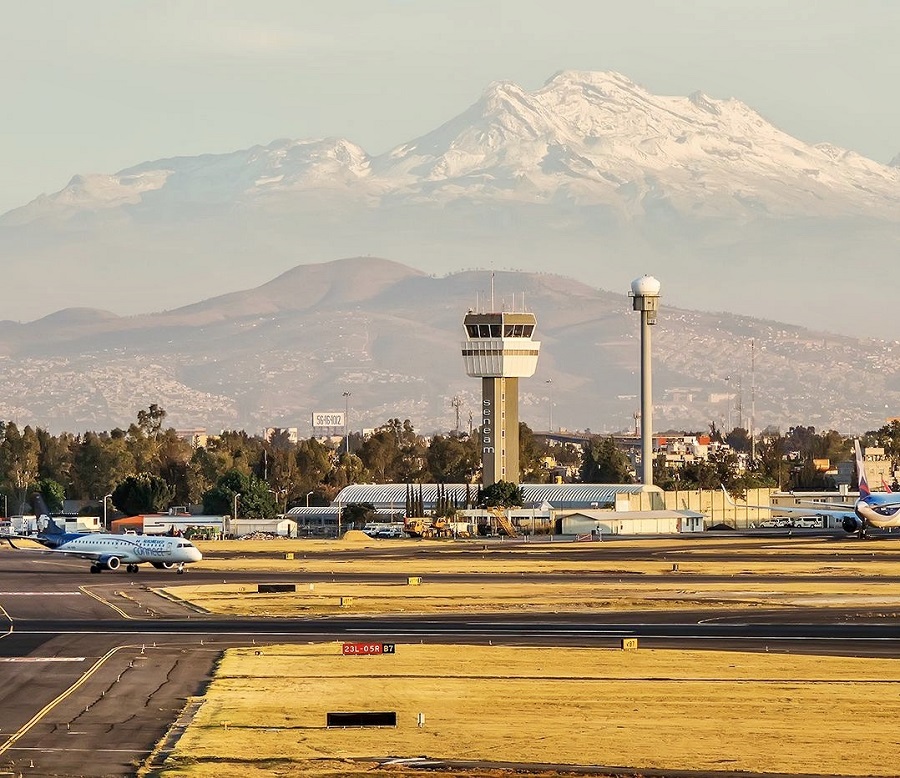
[4,70,899,229]
[890,152,900,168]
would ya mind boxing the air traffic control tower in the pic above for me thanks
[462,310,541,485]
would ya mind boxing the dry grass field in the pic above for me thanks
[137,535,900,776]
[164,577,900,616]
[148,642,900,778]
[168,534,900,616]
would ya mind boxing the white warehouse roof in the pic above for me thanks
[332,483,659,511]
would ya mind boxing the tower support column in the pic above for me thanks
[481,377,519,485]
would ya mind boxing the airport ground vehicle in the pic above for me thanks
[404,518,453,539]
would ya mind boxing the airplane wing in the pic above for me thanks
[720,487,856,517]
[1,535,121,561]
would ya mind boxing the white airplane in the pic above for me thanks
[723,440,900,538]
[2,513,202,574]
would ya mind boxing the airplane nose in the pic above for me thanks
[190,548,203,562]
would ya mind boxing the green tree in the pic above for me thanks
[136,403,167,436]
[580,436,634,483]
[0,424,41,514]
[519,422,550,482]
[37,477,66,514]
[425,434,479,483]
[341,502,376,528]
[476,480,525,508]
[201,468,275,519]
[70,432,135,500]
[111,472,174,516]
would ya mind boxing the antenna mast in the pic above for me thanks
[451,396,462,435]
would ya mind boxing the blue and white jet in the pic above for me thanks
[724,440,900,538]
[2,512,202,574]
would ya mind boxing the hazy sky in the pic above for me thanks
[2,0,898,215]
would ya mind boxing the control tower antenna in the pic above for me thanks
[490,272,495,312]
[461,294,541,486]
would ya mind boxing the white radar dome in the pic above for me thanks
[630,275,661,296]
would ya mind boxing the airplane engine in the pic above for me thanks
[152,562,176,569]
[99,555,121,571]
[842,516,863,534]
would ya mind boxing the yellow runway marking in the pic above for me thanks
[0,644,132,758]
[79,586,133,619]
[0,603,12,641]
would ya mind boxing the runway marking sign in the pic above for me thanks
[0,657,86,662]
[342,642,396,655]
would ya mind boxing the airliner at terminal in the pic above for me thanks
[2,514,202,574]
[724,440,900,538]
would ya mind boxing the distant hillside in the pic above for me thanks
[0,257,895,437]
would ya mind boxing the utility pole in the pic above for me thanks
[750,339,756,462]
[546,379,553,432]
[342,391,351,455]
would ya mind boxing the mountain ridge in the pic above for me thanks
[0,257,895,439]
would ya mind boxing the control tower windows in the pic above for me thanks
[504,325,515,337]
[479,325,491,337]
[523,325,534,337]
[467,324,480,338]
[490,324,501,337]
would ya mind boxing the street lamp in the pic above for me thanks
[269,488,287,514]
[232,493,241,538]
[102,493,112,530]
[305,490,313,508]
[546,378,553,432]
[342,391,352,455]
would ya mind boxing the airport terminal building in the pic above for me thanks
[286,483,705,536]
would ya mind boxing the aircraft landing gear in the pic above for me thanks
[176,564,186,575]
[90,564,101,574]
[126,564,139,573]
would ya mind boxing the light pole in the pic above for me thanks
[725,375,732,433]
[305,490,313,508]
[342,391,352,455]
[102,493,112,530]
[269,488,287,514]
[232,492,241,538]
[629,275,661,486]
[546,378,553,432]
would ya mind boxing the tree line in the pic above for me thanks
[2,403,895,520]
[0,406,579,520]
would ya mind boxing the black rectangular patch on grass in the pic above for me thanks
[326,711,397,727]
[257,583,297,593]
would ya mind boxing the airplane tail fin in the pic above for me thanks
[855,440,871,499]
[31,493,65,535]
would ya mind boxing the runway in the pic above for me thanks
[2,543,900,777]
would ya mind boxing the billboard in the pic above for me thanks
[312,411,345,428]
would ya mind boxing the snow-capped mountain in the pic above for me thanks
[1,71,898,336]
